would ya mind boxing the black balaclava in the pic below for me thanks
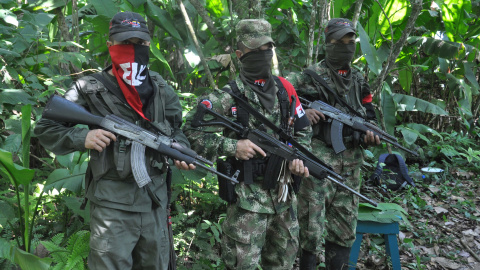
[239,49,276,112]
[325,42,356,95]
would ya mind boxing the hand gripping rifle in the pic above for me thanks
[299,97,419,157]
[42,95,239,187]
[191,102,378,206]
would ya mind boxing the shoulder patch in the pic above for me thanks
[200,99,213,109]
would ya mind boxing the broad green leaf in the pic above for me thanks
[0,89,36,105]
[0,48,21,57]
[397,126,418,145]
[381,83,396,135]
[0,149,35,186]
[447,73,473,104]
[441,0,470,42]
[206,0,225,17]
[13,247,51,270]
[90,0,119,19]
[398,64,412,94]
[273,0,295,9]
[44,162,87,194]
[463,61,479,94]
[32,0,68,11]
[408,36,462,60]
[145,0,182,41]
[331,0,346,19]
[0,9,18,26]
[358,203,412,227]
[127,0,146,9]
[0,201,15,229]
[0,237,15,262]
[358,23,382,75]
[378,0,408,36]
[64,197,90,223]
[151,40,175,80]
[392,94,448,115]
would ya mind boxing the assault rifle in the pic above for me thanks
[42,95,239,187]
[191,103,378,206]
[299,97,419,157]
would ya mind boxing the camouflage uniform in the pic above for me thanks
[287,59,372,252]
[184,75,311,268]
[184,19,311,268]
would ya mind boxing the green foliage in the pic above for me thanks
[0,0,478,268]
[40,230,90,270]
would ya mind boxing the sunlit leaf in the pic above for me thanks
[0,9,18,26]
[0,149,35,186]
[44,162,87,194]
[358,23,382,75]
[441,0,471,42]
[392,94,448,115]
[378,0,408,36]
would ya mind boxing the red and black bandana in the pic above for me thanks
[109,44,153,120]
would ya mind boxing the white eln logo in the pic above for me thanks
[296,104,306,118]
[119,62,147,86]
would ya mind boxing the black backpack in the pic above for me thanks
[369,153,415,191]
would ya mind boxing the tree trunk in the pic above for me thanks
[314,0,329,62]
[351,0,364,28]
[177,0,216,89]
[306,0,319,67]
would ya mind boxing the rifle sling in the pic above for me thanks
[219,87,327,166]
[303,68,363,118]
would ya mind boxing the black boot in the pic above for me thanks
[300,249,317,270]
[324,241,352,270]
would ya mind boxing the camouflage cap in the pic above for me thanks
[324,18,356,42]
[236,19,275,49]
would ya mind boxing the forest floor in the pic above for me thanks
[291,168,480,270]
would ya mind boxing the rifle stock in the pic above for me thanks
[192,103,378,206]
[300,97,419,157]
[43,95,239,184]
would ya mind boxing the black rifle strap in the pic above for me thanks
[90,72,128,105]
[303,68,363,118]
[227,77,290,185]
[219,86,326,166]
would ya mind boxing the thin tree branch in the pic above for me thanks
[371,0,423,96]
[176,0,216,89]
[188,0,218,37]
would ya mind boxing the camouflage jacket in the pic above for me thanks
[183,77,312,214]
[287,60,374,151]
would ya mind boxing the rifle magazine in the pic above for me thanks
[131,141,152,188]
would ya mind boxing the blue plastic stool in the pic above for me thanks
[348,220,401,270]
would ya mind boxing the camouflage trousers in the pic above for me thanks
[221,200,299,269]
[297,142,364,252]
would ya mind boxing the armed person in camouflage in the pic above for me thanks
[183,19,311,269]
[287,18,380,270]
[35,12,194,270]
